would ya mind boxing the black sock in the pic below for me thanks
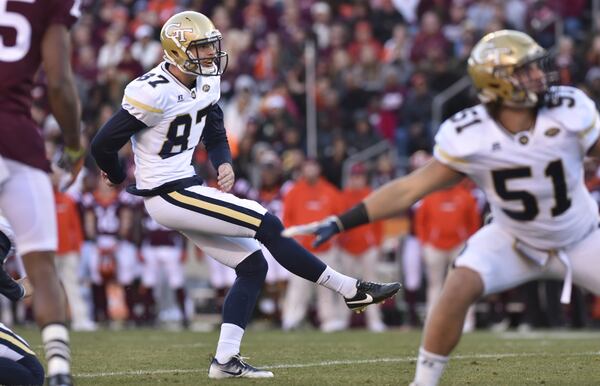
[222,250,267,328]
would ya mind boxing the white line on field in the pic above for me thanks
[74,351,600,378]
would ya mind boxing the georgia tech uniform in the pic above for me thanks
[0,323,36,361]
[435,85,600,302]
[122,62,265,267]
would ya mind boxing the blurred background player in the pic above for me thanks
[82,176,141,325]
[140,212,188,328]
[51,170,96,332]
[0,0,83,384]
[281,158,347,332]
[256,151,289,325]
[338,163,386,332]
[415,178,480,331]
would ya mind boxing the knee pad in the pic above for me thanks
[235,249,268,280]
[255,213,283,244]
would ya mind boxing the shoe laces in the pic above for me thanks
[232,354,251,367]
[359,280,378,291]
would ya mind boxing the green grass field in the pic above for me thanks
[14,328,600,385]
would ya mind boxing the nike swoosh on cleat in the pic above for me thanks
[221,369,243,376]
[346,293,373,305]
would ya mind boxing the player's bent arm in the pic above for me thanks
[41,24,81,150]
[201,104,233,170]
[363,159,463,222]
[90,109,147,185]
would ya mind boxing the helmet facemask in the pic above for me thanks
[502,52,559,108]
[183,37,228,76]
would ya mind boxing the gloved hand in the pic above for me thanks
[281,216,342,248]
[55,145,85,191]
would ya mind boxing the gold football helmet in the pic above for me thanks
[468,30,555,107]
[160,11,228,76]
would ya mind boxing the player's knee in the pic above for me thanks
[236,249,268,281]
[444,267,484,304]
[254,213,283,244]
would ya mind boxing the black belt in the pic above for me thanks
[126,176,204,197]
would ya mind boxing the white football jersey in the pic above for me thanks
[122,62,221,190]
[434,86,600,250]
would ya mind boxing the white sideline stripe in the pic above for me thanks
[74,351,600,378]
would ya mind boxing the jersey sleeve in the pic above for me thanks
[48,0,80,29]
[433,119,474,175]
[571,90,600,153]
[121,81,165,127]
[549,86,600,153]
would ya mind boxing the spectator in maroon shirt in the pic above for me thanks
[410,11,451,67]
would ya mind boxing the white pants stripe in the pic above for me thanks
[144,185,267,268]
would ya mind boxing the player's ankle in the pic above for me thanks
[412,347,448,386]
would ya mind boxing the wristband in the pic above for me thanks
[64,146,85,160]
[338,202,370,231]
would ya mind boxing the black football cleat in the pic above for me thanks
[47,373,73,386]
[208,354,273,379]
[345,280,402,313]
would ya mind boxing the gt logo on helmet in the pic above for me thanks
[165,23,193,42]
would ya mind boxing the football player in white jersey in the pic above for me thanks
[284,30,600,385]
[90,11,401,379]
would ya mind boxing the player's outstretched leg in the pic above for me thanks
[208,250,273,379]
[255,213,401,312]
[22,252,73,386]
[410,267,483,386]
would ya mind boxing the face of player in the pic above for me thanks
[188,41,218,69]
[513,61,547,95]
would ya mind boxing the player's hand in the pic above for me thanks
[281,216,342,248]
[101,171,119,188]
[217,163,235,192]
[56,145,85,191]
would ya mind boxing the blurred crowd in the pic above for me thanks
[3,0,600,332]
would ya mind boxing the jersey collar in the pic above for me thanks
[160,62,198,96]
